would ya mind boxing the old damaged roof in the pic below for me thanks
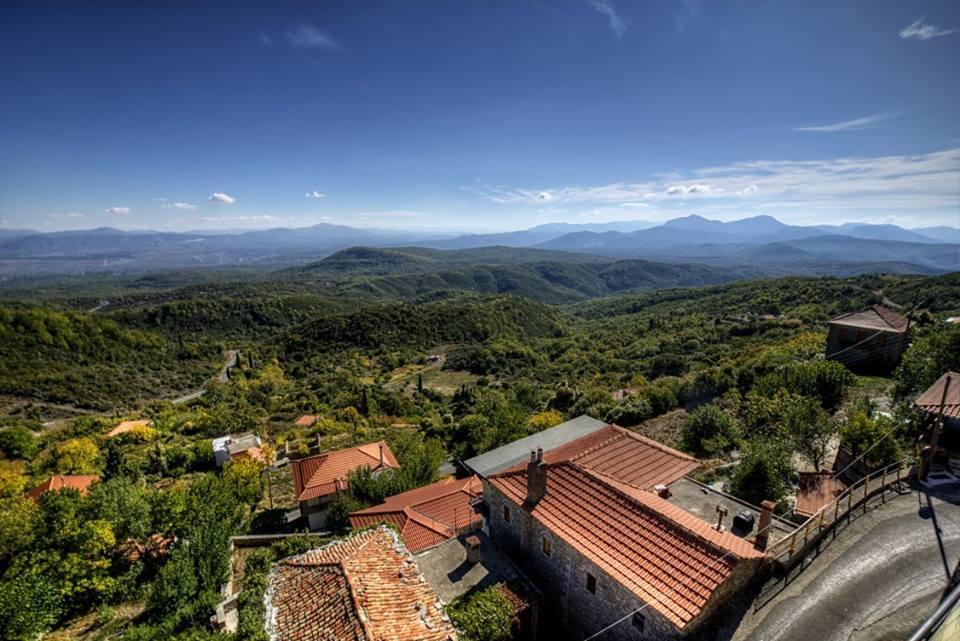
[829,305,910,332]
[265,526,456,641]
[489,462,762,629]
[349,476,483,553]
[291,441,400,502]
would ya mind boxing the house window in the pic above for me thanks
[632,612,645,632]
[586,572,596,594]
[542,536,551,556]
[503,505,510,522]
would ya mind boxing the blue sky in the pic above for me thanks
[1,0,958,232]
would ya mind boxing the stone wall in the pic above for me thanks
[483,480,681,641]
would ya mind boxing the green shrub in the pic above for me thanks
[448,584,513,641]
[681,405,740,455]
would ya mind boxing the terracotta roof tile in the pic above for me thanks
[489,462,761,628]
[26,475,99,500]
[349,477,482,552]
[294,414,317,427]
[502,424,699,490]
[266,526,457,641]
[914,371,960,419]
[291,441,400,502]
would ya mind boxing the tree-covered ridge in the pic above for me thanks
[0,306,216,410]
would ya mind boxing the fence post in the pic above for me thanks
[881,466,887,503]
[818,509,826,532]
[863,475,870,514]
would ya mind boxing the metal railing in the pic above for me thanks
[767,459,913,564]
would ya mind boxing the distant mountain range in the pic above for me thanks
[0,215,956,278]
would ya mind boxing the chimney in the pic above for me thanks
[754,500,776,551]
[379,443,386,468]
[714,505,729,532]
[526,448,547,506]
[465,535,481,564]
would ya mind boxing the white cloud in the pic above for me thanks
[104,206,131,215]
[587,0,628,39]
[899,18,955,40]
[50,212,85,219]
[470,148,960,224]
[286,24,341,50]
[305,190,326,199]
[208,192,236,204]
[666,184,711,195]
[537,191,553,201]
[163,202,197,210]
[794,113,897,132]
[619,202,652,208]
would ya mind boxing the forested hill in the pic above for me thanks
[280,296,563,359]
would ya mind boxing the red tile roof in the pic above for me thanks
[503,424,700,490]
[349,477,483,552]
[26,475,99,500]
[830,305,910,332]
[914,371,960,419]
[291,441,400,502]
[265,526,457,641]
[795,473,847,518]
[294,414,317,427]
[489,462,762,629]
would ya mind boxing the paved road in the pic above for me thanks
[728,489,960,641]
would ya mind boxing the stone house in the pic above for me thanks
[484,445,767,640]
[826,304,910,371]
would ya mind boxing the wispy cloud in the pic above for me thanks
[208,192,236,204]
[469,148,960,224]
[286,24,342,50]
[163,202,197,210]
[899,17,955,40]
[794,113,897,133]
[257,32,273,46]
[50,212,84,219]
[104,206,131,215]
[305,190,326,199]
[587,0,628,39]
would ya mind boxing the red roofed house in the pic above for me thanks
[483,428,766,640]
[349,476,483,553]
[294,414,317,427]
[27,475,99,500]
[264,525,457,641]
[291,440,400,530]
[826,304,911,371]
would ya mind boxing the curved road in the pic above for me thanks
[730,490,960,641]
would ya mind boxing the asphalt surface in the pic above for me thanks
[728,489,960,641]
